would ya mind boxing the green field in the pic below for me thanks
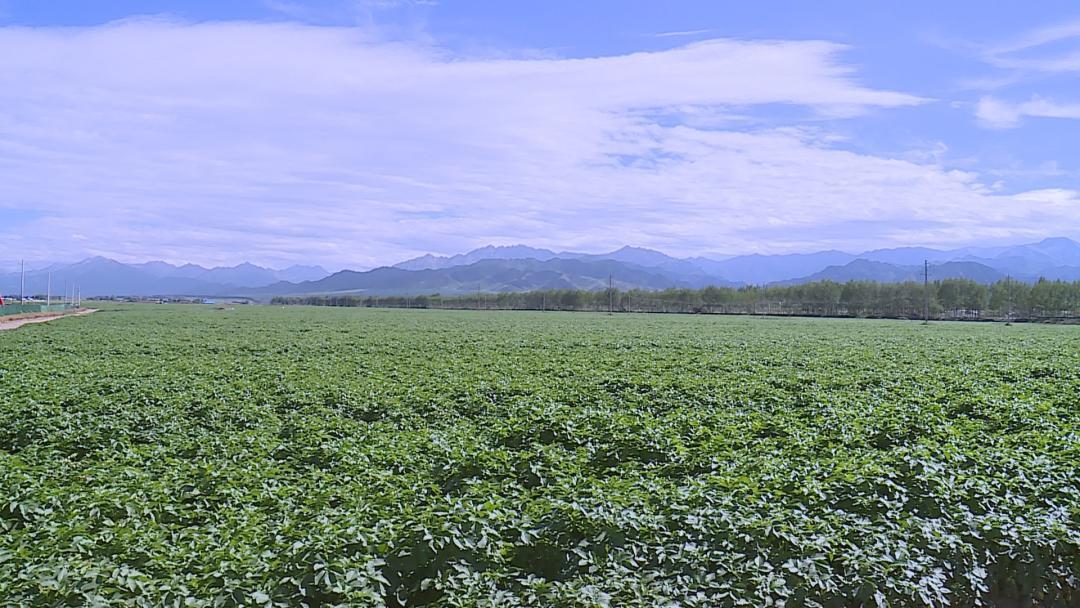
[2,305,1079,607]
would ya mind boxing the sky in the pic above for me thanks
[2,1,1080,270]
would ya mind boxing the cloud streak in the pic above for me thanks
[0,20,1068,267]
[983,20,1080,72]
[653,29,714,38]
[975,96,1080,129]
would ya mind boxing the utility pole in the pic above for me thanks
[476,289,481,310]
[541,292,546,312]
[1007,275,1013,323]
[923,260,930,324]
[20,259,25,304]
[608,274,613,314]
[47,272,51,307]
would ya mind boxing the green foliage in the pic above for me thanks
[273,277,1080,320]
[2,306,1080,606]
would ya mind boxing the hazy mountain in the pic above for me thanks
[859,247,965,265]
[394,245,559,270]
[134,260,329,287]
[262,257,736,297]
[695,250,857,284]
[276,265,331,283]
[563,246,730,285]
[178,262,274,287]
[958,255,1045,277]
[0,260,65,274]
[0,257,228,297]
[915,261,1009,284]
[388,241,1047,287]
[132,261,180,276]
[571,245,677,267]
[702,238,1080,283]
[397,244,705,272]
[394,244,729,285]
[848,238,1080,271]
[1,257,329,297]
[995,237,1080,267]
[782,259,1007,285]
[5,237,1079,299]
[136,260,330,286]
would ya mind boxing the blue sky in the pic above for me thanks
[2,1,1080,269]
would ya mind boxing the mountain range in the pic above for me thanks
[261,256,739,297]
[0,257,329,298]
[4,238,1080,298]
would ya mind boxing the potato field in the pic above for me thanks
[2,305,1079,607]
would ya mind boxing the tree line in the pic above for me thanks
[272,277,1080,321]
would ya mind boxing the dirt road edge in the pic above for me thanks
[0,308,98,331]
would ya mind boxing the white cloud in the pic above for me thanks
[975,95,1080,129]
[1013,188,1080,206]
[984,20,1080,72]
[653,29,714,39]
[0,20,1070,267]
[263,1,311,19]
[974,97,1021,128]
[968,21,1080,129]
[263,0,435,24]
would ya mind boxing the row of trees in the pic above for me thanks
[272,278,1080,320]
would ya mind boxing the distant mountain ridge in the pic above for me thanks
[396,237,1080,287]
[394,245,560,270]
[778,260,1007,285]
[261,257,735,297]
[132,259,328,287]
[0,257,329,297]
[250,237,1080,298]
[4,238,1080,298]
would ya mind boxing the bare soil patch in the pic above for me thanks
[0,308,97,331]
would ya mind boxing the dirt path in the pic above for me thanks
[0,308,98,331]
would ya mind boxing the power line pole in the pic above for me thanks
[608,274,613,314]
[923,260,930,324]
[1007,275,1013,323]
[20,259,25,304]
[47,272,51,307]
